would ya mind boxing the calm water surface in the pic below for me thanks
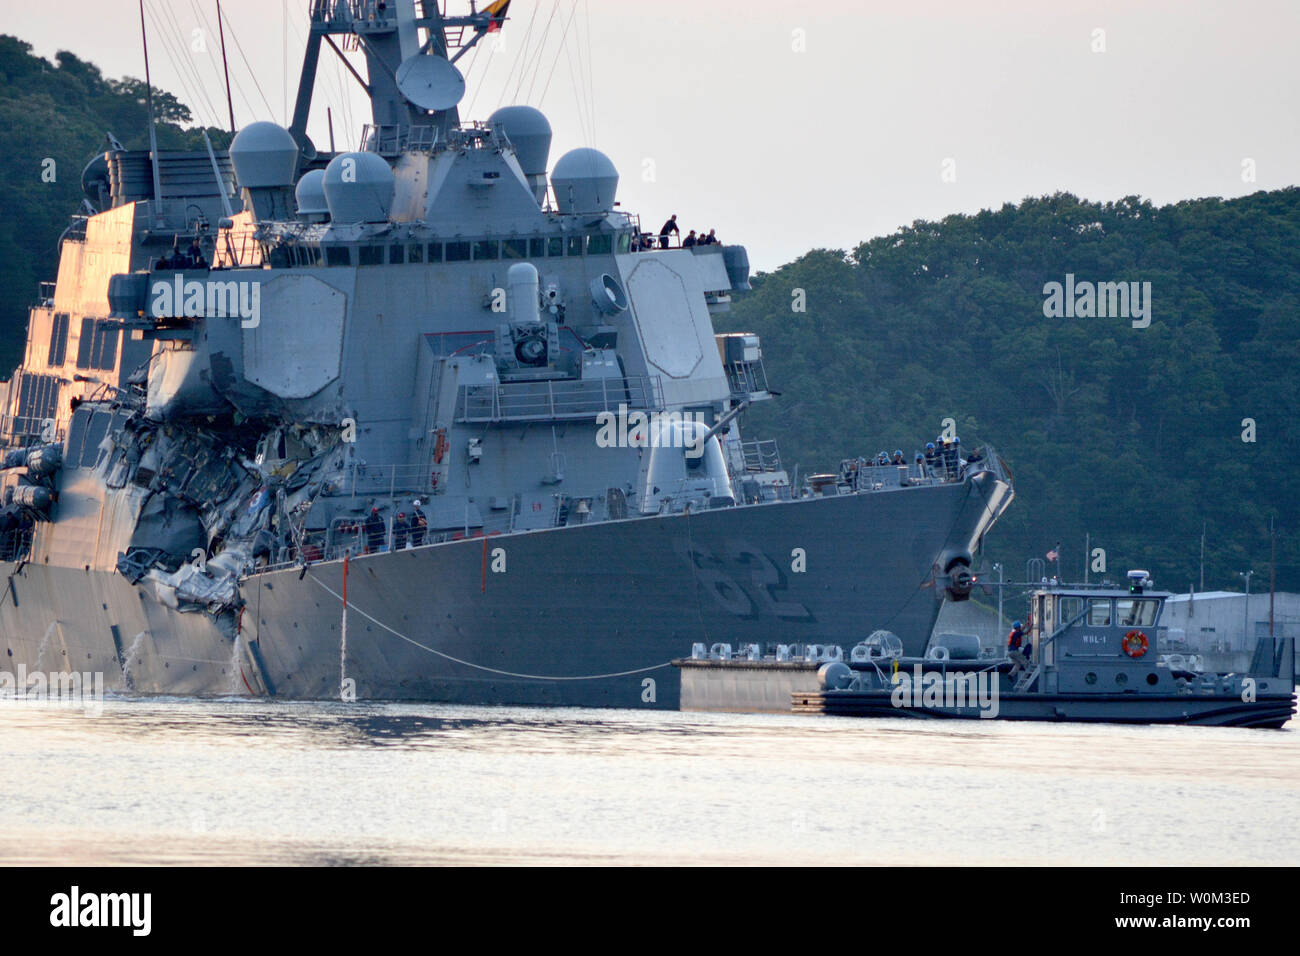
[0,698,1296,865]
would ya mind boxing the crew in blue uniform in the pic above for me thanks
[923,442,939,475]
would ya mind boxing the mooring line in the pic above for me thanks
[306,572,672,681]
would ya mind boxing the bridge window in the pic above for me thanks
[566,235,585,257]
[47,312,70,366]
[427,242,443,262]
[529,237,546,257]
[547,237,564,257]
[472,240,498,260]
[502,238,527,259]
[1116,598,1158,627]
[408,243,423,263]
[1087,598,1112,627]
[75,318,118,371]
[325,246,352,267]
[389,245,404,265]
[359,245,385,266]
[446,241,471,262]
[16,372,60,436]
[586,233,612,255]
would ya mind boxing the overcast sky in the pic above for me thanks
[10,0,1298,270]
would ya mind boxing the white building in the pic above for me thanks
[1159,590,1299,671]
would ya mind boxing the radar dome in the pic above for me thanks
[323,151,395,224]
[295,169,329,217]
[229,121,299,189]
[551,148,618,215]
[488,106,553,178]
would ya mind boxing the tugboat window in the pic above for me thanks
[1087,598,1112,626]
[1115,598,1158,627]
[1085,672,1098,685]
[1059,596,1083,623]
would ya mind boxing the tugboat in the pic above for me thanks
[676,571,1296,727]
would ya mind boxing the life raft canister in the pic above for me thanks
[1123,629,1149,658]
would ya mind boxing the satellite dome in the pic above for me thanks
[551,148,618,215]
[322,151,395,224]
[295,169,329,217]
[488,106,553,178]
[229,121,299,189]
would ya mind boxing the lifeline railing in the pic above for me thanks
[455,375,664,423]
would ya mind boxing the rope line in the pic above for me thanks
[306,572,672,681]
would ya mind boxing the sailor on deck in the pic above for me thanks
[658,214,679,249]
[411,499,427,546]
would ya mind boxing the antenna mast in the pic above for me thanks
[138,0,164,223]
[216,0,236,134]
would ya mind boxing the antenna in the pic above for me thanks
[395,55,466,111]
[137,0,164,224]
[216,0,236,134]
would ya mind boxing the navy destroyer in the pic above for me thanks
[0,1,1012,708]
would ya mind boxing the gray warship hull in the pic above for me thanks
[1,473,1005,709]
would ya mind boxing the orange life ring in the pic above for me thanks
[1123,630,1148,658]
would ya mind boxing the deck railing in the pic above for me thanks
[455,375,663,423]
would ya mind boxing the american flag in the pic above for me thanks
[1046,545,1059,562]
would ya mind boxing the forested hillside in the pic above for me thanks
[0,35,229,370]
[720,190,1300,592]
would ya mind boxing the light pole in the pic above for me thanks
[1238,570,1254,650]
[993,562,1004,631]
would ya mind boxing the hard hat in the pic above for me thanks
[1013,620,1023,629]
[413,499,422,507]
[893,449,902,457]
[925,442,935,451]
